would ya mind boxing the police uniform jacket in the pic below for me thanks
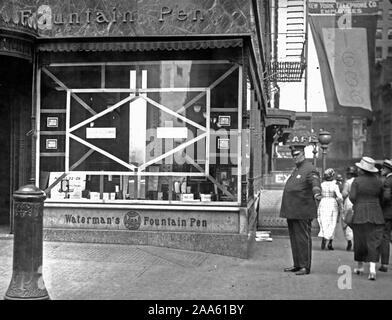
[280,160,321,220]
[349,174,385,225]
[382,173,392,219]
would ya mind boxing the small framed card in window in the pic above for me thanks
[218,138,230,150]
[218,115,231,126]
[46,139,57,150]
[47,117,58,128]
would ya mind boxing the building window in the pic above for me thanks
[389,9,392,19]
[376,28,383,39]
[39,60,243,203]
[388,47,392,57]
[376,47,382,59]
[378,9,383,20]
[389,28,392,39]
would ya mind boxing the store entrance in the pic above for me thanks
[0,56,32,233]
[0,90,10,229]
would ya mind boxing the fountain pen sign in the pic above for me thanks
[33,5,205,31]
[123,211,208,231]
[57,209,238,233]
[5,0,250,37]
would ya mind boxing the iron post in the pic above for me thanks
[4,181,49,300]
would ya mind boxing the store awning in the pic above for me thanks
[0,17,37,61]
[265,108,296,127]
[37,38,243,52]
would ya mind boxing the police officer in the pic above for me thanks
[280,145,321,275]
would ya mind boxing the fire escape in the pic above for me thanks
[270,40,306,83]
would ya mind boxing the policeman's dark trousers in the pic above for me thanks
[352,223,384,263]
[287,219,312,270]
[380,219,392,265]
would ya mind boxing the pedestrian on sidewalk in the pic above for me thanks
[379,159,392,273]
[317,168,343,251]
[336,174,344,193]
[280,145,321,276]
[341,166,357,251]
[335,174,344,224]
[349,156,385,281]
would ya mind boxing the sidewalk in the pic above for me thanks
[1,226,392,300]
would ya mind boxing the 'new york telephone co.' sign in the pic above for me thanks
[0,0,250,38]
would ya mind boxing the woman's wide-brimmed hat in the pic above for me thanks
[355,156,378,173]
[382,159,392,171]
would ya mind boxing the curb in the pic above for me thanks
[258,226,320,237]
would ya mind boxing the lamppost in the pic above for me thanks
[318,130,332,179]
[309,133,319,167]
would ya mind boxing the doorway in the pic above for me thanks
[0,56,32,233]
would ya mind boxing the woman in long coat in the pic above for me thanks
[349,156,385,281]
[317,168,343,250]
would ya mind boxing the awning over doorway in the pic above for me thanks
[265,108,296,127]
[37,38,243,52]
[0,17,37,60]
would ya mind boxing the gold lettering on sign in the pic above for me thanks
[193,10,204,21]
[159,7,172,21]
[111,7,117,23]
[20,10,32,25]
[37,5,52,30]
[69,12,80,25]
[86,9,92,24]
[159,6,204,22]
[53,14,65,25]
[96,11,109,23]
[143,216,208,228]
[122,11,136,23]
[177,10,187,21]
[19,5,206,31]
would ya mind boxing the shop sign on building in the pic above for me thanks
[0,0,250,38]
[275,145,292,159]
[44,208,240,233]
[275,129,315,159]
[308,1,378,15]
[273,172,290,184]
[287,129,312,145]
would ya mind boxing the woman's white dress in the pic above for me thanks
[341,177,354,241]
[317,180,343,240]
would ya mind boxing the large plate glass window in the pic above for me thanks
[38,60,242,203]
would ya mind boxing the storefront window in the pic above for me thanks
[38,60,242,203]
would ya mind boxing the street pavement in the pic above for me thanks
[0,223,392,301]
